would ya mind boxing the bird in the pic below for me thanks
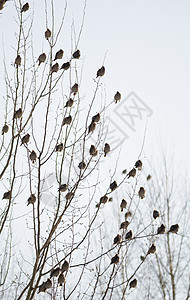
[125,230,133,240]
[61,260,69,272]
[2,191,11,200]
[140,255,145,262]
[109,197,113,202]
[153,210,159,219]
[45,278,52,289]
[58,184,68,192]
[147,174,152,181]
[61,62,70,71]
[135,160,143,170]
[15,55,21,67]
[138,187,145,199]
[100,195,108,204]
[110,181,117,192]
[30,150,37,163]
[96,66,105,78]
[169,224,179,234]
[51,63,59,73]
[27,194,36,206]
[88,122,96,134]
[66,192,73,200]
[125,211,132,219]
[21,2,29,12]
[120,199,127,212]
[78,161,86,170]
[71,83,78,95]
[55,143,63,152]
[111,254,119,264]
[89,145,98,157]
[114,91,121,104]
[38,53,46,66]
[157,224,166,234]
[129,278,137,289]
[0,1,6,11]
[92,113,100,123]
[122,169,127,174]
[45,28,51,40]
[72,49,80,59]
[148,244,156,254]
[2,124,9,135]
[120,221,130,230]
[50,267,60,278]
[21,133,30,145]
[58,273,65,286]
[54,49,64,60]
[113,234,121,245]
[37,281,46,293]
[127,168,136,178]
[104,143,110,157]
[62,116,72,125]
[13,108,22,119]
[65,98,73,108]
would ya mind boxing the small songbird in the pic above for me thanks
[3,191,11,200]
[55,143,63,152]
[2,124,9,135]
[15,55,21,67]
[21,2,29,12]
[120,199,127,212]
[71,83,79,95]
[89,145,98,156]
[0,1,6,11]
[125,211,132,219]
[104,143,110,157]
[61,260,69,272]
[169,224,179,234]
[100,195,108,204]
[147,174,152,181]
[140,255,145,262]
[45,278,52,289]
[61,62,70,70]
[110,181,117,192]
[109,197,113,202]
[111,254,119,264]
[92,113,100,123]
[120,221,130,230]
[153,210,159,219]
[58,184,68,192]
[157,224,166,235]
[88,122,96,134]
[78,161,86,170]
[27,194,36,206]
[45,28,51,40]
[21,133,30,145]
[138,187,145,199]
[122,169,127,174]
[54,49,64,60]
[13,108,22,119]
[38,53,46,66]
[96,66,105,78]
[50,267,60,278]
[113,234,121,245]
[37,281,46,293]
[66,192,73,200]
[58,273,65,286]
[65,98,73,108]
[135,160,143,170]
[62,116,72,125]
[148,244,156,254]
[125,230,133,240]
[51,63,59,73]
[30,150,37,163]
[127,168,136,178]
[129,278,137,289]
[114,91,121,104]
[72,49,80,59]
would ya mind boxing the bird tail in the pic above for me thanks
[121,208,123,212]
[60,283,63,287]
[104,154,106,157]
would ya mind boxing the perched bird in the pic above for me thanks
[88,122,96,134]
[54,49,64,60]
[100,195,108,204]
[13,108,22,119]
[104,143,110,157]
[27,194,36,206]
[111,254,119,264]
[21,133,30,145]
[37,281,46,293]
[66,192,73,200]
[140,255,145,262]
[50,267,60,278]
[45,278,52,289]
[0,1,6,11]
[120,199,127,212]
[45,28,51,40]
[58,184,68,192]
[78,161,86,170]
[2,124,9,135]
[157,224,166,235]
[38,53,46,66]
[153,210,159,219]
[147,174,152,181]
[109,197,113,202]
[148,244,156,254]
[96,66,105,78]
[55,143,63,152]
[92,113,100,123]
[122,169,127,174]
[135,160,143,170]
[169,224,179,234]
[129,278,137,289]
[125,230,133,240]
[71,83,78,95]
[62,116,72,125]
[127,168,136,178]
[89,145,98,156]
[51,63,59,73]
[138,187,145,199]
[61,260,69,272]
[125,211,132,219]
[30,150,37,163]
[113,234,121,245]
[58,273,65,286]
[72,49,80,59]
[21,2,29,12]
[2,191,11,200]
[61,62,70,71]
[110,181,117,192]
[120,220,129,230]
[114,91,121,104]
[15,55,21,67]
[65,98,73,108]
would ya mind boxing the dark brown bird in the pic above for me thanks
[54,49,64,60]
[92,113,100,123]
[37,281,46,293]
[125,230,133,240]
[89,145,98,156]
[38,53,46,66]
[66,192,73,200]
[120,221,130,230]
[21,133,30,145]
[2,191,11,200]
[125,211,132,219]
[21,2,29,12]
[0,1,6,11]
[61,62,70,70]
[122,169,127,174]
[169,224,179,234]
[15,55,21,67]
[135,159,143,170]
[2,124,9,135]
[147,174,152,181]
[62,116,72,125]
[157,224,166,235]
[114,91,121,104]
[58,184,68,192]
[100,195,108,204]
[65,98,73,107]
[113,234,121,245]
[110,181,117,192]
[30,150,37,163]
[71,83,78,95]
[120,199,127,212]
[140,255,145,262]
[55,143,63,152]
[61,260,69,272]
[13,108,22,119]
[73,49,80,59]
[88,122,96,134]
[27,194,36,206]
[129,278,137,289]
[78,161,86,170]
[45,28,51,40]
[58,273,65,286]
[50,267,60,278]
[109,197,113,202]
[111,254,119,264]
[45,278,52,289]
[104,143,110,157]
[96,66,105,78]
[153,210,159,219]
[148,244,156,254]
[51,63,59,73]
[138,187,145,199]
[127,168,136,178]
